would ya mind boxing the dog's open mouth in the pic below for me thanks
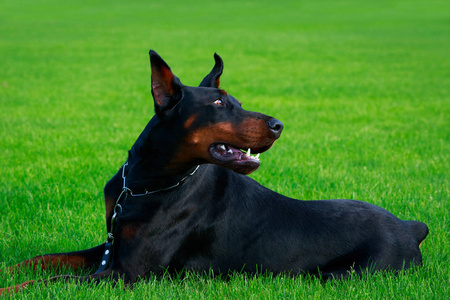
[209,143,272,174]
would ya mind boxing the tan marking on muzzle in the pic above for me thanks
[168,118,274,169]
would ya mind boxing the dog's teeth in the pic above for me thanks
[219,144,226,151]
[227,149,233,155]
[255,153,260,160]
[247,148,251,157]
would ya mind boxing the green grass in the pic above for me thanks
[0,0,448,298]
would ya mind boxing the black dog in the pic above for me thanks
[0,51,428,294]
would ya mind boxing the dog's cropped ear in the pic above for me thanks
[199,53,223,88]
[149,50,183,115]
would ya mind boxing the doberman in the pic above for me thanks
[0,51,428,294]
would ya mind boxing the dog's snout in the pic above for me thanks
[267,118,284,138]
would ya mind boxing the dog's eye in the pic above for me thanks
[214,99,224,106]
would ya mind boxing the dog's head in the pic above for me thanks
[148,50,283,175]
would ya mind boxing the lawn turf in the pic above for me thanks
[0,0,448,298]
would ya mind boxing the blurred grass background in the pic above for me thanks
[0,0,448,298]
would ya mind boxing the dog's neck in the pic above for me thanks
[123,115,199,193]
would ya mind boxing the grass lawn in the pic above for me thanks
[0,0,448,298]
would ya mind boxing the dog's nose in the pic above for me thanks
[267,118,284,138]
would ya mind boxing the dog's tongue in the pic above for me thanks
[214,144,260,162]
[209,143,262,175]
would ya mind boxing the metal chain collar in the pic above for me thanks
[95,162,200,274]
